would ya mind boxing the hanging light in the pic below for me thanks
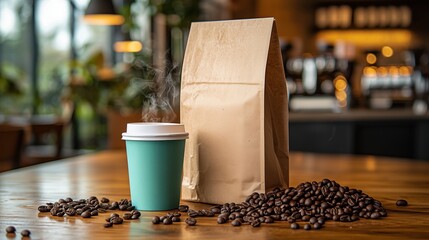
[114,31,142,52]
[83,0,124,25]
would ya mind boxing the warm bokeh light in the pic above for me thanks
[381,46,393,57]
[334,76,347,91]
[389,66,399,76]
[114,41,143,53]
[335,90,347,101]
[83,14,124,25]
[316,30,413,47]
[366,53,377,64]
[363,66,377,77]
[377,66,388,76]
[399,66,412,76]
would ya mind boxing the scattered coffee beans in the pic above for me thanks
[38,196,137,229]
[396,199,408,206]
[185,217,197,226]
[5,226,16,234]
[21,229,31,237]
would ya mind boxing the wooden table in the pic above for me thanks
[1,151,428,239]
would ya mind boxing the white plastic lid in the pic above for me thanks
[122,122,189,141]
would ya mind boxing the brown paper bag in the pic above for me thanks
[180,18,289,204]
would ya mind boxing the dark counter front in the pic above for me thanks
[289,110,429,160]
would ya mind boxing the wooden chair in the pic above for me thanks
[23,119,65,165]
[0,124,25,172]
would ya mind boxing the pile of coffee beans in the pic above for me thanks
[156,179,389,230]
[37,196,140,228]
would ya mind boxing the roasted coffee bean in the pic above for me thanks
[313,222,322,230]
[38,205,50,212]
[303,223,311,230]
[231,219,241,226]
[163,218,173,225]
[152,216,161,224]
[251,220,261,227]
[21,229,31,237]
[396,199,408,206]
[101,197,110,203]
[370,212,381,219]
[210,206,221,214]
[119,205,128,211]
[217,216,227,224]
[185,217,197,226]
[5,226,16,234]
[290,223,299,229]
[112,217,124,224]
[65,207,76,216]
[264,216,274,223]
[91,210,99,216]
[123,213,132,220]
[65,197,73,203]
[178,205,189,212]
[81,210,92,218]
[104,222,113,228]
[340,215,351,222]
[171,216,181,222]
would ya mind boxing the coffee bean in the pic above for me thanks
[38,205,50,212]
[112,217,124,224]
[396,199,408,206]
[303,223,311,230]
[91,210,99,216]
[290,223,299,229]
[81,210,92,218]
[185,217,197,226]
[178,205,189,212]
[152,216,161,224]
[264,216,274,223]
[231,219,241,226]
[5,226,16,234]
[309,217,317,224]
[104,222,113,228]
[123,213,132,220]
[217,216,227,224]
[313,222,322,230]
[163,218,173,225]
[101,197,110,203]
[370,212,381,219]
[171,216,181,222]
[21,229,31,237]
[251,220,261,227]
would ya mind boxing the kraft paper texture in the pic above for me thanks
[180,18,289,204]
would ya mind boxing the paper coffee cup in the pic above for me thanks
[122,122,188,211]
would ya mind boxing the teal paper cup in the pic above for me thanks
[122,123,188,211]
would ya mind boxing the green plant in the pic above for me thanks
[0,63,26,114]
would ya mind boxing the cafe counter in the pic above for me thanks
[289,109,429,160]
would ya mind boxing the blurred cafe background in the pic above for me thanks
[1,0,429,172]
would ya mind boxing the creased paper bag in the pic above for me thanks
[180,18,289,204]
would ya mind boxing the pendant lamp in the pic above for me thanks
[84,0,124,25]
[114,31,142,52]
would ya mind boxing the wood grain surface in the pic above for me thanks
[1,150,428,239]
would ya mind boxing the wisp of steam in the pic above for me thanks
[129,57,180,122]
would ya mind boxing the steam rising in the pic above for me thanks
[130,57,180,122]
